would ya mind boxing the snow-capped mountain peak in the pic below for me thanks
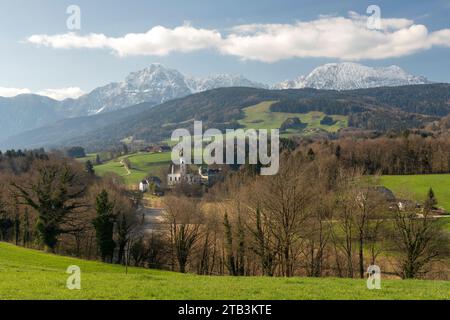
[125,64,186,90]
[273,62,430,91]
[65,64,266,116]
[63,62,431,116]
[64,64,190,116]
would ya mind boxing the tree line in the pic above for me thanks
[126,151,450,280]
[0,145,449,280]
[301,133,450,175]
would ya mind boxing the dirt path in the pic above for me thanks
[120,159,131,176]
[136,206,165,233]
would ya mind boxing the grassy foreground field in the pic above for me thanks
[380,174,450,212]
[0,242,449,300]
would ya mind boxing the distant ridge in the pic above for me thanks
[0,63,436,143]
[273,62,430,90]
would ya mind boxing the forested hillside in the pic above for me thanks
[2,84,449,151]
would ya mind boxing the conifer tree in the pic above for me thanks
[93,190,116,262]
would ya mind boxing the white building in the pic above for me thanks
[139,177,162,192]
[167,155,201,186]
[139,180,150,192]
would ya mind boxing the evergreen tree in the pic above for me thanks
[335,145,342,159]
[11,163,86,252]
[223,213,237,275]
[0,196,12,241]
[13,196,20,245]
[22,208,30,246]
[424,188,438,210]
[85,160,95,176]
[92,190,116,262]
[116,212,133,265]
[14,213,20,245]
[307,148,315,161]
[237,214,246,276]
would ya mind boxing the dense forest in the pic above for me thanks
[304,134,450,175]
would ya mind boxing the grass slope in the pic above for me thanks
[94,152,172,185]
[238,101,347,136]
[76,153,98,163]
[0,242,449,300]
[380,174,450,212]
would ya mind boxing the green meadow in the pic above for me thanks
[0,242,449,300]
[380,174,450,212]
[76,153,98,163]
[94,152,172,185]
[238,101,348,136]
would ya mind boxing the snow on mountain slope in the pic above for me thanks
[273,63,430,90]
[186,74,267,93]
[64,64,266,116]
[64,64,192,116]
[2,63,433,120]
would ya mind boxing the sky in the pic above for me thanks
[0,0,449,100]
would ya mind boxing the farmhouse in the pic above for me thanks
[139,176,162,192]
[139,180,149,192]
[142,145,172,153]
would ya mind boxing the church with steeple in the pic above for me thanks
[167,150,202,186]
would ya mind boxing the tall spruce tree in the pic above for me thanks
[93,190,116,262]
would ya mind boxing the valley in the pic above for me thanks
[1,63,450,301]
[2,0,450,305]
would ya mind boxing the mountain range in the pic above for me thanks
[64,64,267,116]
[2,83,449,152]
[273,63,431,90]
[0,62,438,149]
[64,62,430,116]
[0,64,269,140]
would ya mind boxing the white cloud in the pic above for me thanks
[429,29,450,47]
[28,23,221,57]
[347,11,414,30]
[220,14,443,62]
[36,87,85,100]
[0,87,32,97]
[26,12,450,62]
[0,87,84,100]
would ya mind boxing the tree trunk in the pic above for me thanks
[358,232,364,279]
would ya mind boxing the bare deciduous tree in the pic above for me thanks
[391,205,449,279]
[163,196,203,273]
